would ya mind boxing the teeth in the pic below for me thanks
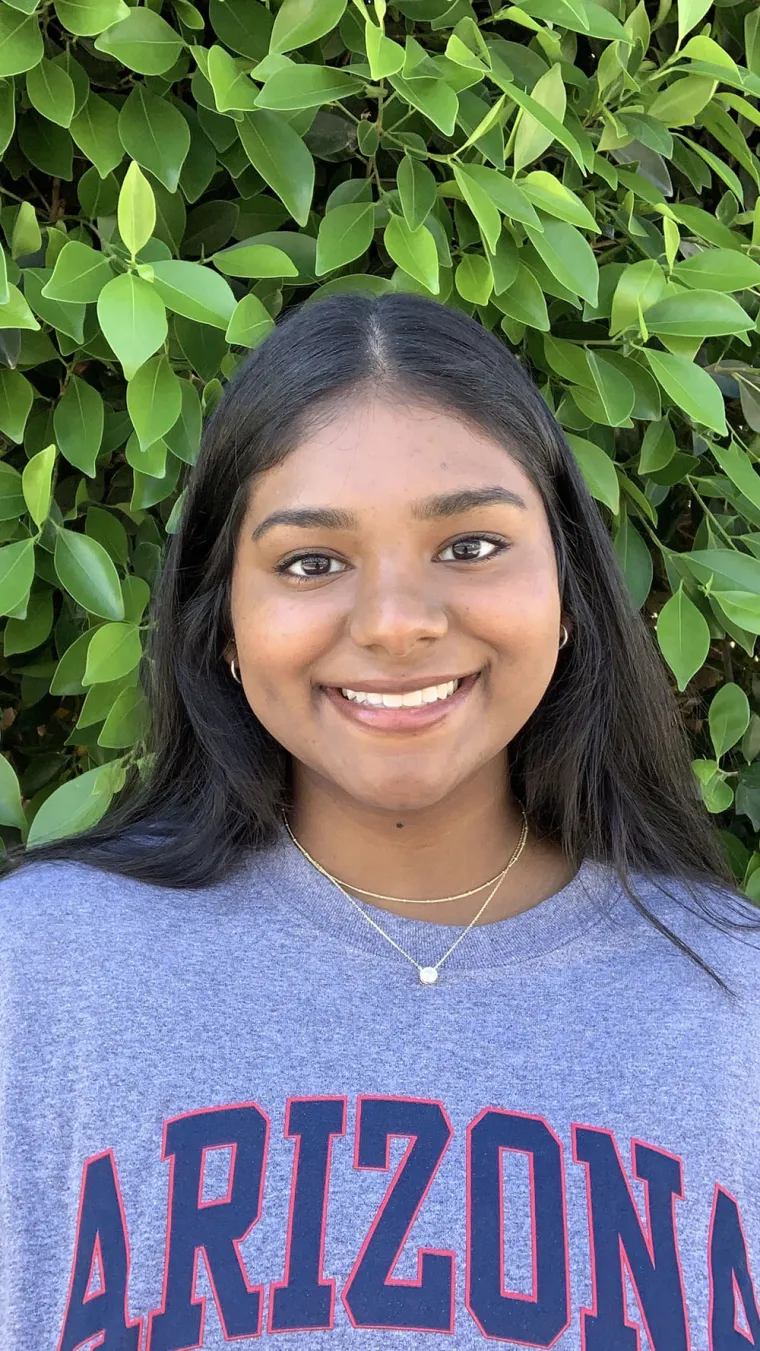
[341,679,460,707]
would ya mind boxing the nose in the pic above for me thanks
[347,562,448,658]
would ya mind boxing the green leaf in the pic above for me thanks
[98,684,149,748]
[455,252,493,305]
[42,240,113,303]
[649,75,716,127]
[644,290,753,338]
[53,0,129,37]
[0,538,35,617]
[4,586,54,658]
[0,753,26,832]
[315,202,375,275]
[11,200,41,258]
[26,763,116,846]
[21,442,55,528]
[0,283,40,331]
[610,260,666,336]
[671,249,760,292]
[366,20,405,80]
[519,170,599,232]
[613,512,652,610]
[0,462,24,523]
[225,292,275,348]
[496,262,549,330]
[164,378,202,461]
[452,164,541,231]
[397,155,437,232]
[82,621,142,685]
[255,64,364,111]
[53,375,104,477]
[213,242,298,278]
[582,350,635,426]
[712,592,760,636]
[709,443,760,520]
[0,7,42,76]
[126,431,167,478]
[388,71,458,137]
[96,273,168,380]
[118,86,191,193]
[95,8,183,74]
[207,44,259,112]
[23,262,85,337]
[638,417,676,474]
[452,164,502,254]
[0,368,33,443]
[685,548,760,595]
[77,669,137,728]
[709,681,750,759]
[54,527,124,620]
[239,111,314,227]
[565,433,619,513]
[513,63,566,174]
[384,214,439,294]
[525,217,598,304]
[0,79,15,156]
[209,0,273,59]
[677,0,713,46]
[126,355,182,449]
[644,348,726,435]
[270,0,347,54]
[151,260,236,329]
[26,56,75,127]
[656,583,710,691]
[118,161,156,258]
[70,92,124,178]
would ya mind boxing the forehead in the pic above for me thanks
[247,396,542,515]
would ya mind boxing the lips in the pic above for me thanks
[321,672,480,731]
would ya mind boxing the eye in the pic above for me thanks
[437,535,508,563]
[276,553,347,579]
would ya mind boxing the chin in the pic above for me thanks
[344,770,458,816]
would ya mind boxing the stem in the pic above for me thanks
[334,101,361,124]
[686,476,742,550]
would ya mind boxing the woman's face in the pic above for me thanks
[226,395,568,813]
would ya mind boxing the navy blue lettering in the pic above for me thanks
[709,1185,760,1348]
[573,1126,688,1351]
[147,1103,268,1350]
[466,1108,569,1346]
[268,1096,347,1332]
[342,1096,454,1332]
[57,1150,142,1351]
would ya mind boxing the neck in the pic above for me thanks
[287,759,575,926]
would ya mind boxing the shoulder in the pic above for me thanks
[620,865,760,1004]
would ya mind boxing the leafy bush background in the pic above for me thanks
[1,0,760,890]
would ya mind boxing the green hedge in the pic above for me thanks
[0,0,760,888]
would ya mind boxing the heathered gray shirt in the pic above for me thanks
[2,828,760,1350]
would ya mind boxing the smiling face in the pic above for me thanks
[225,395,568,815]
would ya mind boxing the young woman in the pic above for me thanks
[2,292,759,1350]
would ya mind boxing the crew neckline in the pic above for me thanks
[240,826,627,974]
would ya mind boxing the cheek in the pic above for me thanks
[231,584,340,691]
[461,555,560,651]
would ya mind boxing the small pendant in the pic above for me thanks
[419,966,439,984]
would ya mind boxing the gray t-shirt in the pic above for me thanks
[1,828,760,1349]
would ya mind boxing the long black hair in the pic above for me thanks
[3,291,758,995]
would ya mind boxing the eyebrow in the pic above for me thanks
[250,486,527,543]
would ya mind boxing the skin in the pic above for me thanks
[224,394,577,926]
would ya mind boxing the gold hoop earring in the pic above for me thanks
[230,657,242,684]
[559,624,569,649]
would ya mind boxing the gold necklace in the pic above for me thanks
[281,813,526,905]
[282,808,530,985]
